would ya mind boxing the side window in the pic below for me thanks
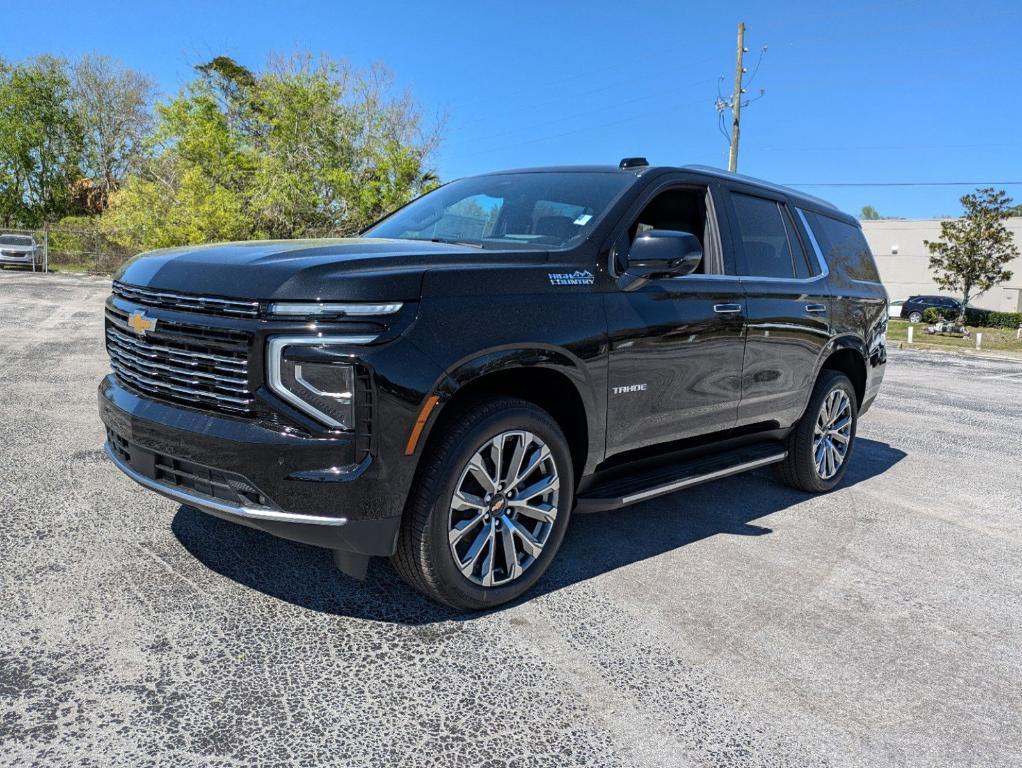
[731,193,798,279]
[802,210,881,283]
[618,186,715,275]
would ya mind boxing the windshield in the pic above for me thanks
[365,172,633,249]
[0,235,33,246]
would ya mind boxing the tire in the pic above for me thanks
[392,396,574,610]
[908,311,922,323]
[776,370,858,493]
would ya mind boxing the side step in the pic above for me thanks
[575,442,787,513]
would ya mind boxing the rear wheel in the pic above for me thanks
[776,370,857,493]
[392,397,573,610]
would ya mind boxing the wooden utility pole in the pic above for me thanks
[728,22,746,173]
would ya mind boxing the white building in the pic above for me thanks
[861,218,1022,312]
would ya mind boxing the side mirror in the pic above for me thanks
[619,230,703,291]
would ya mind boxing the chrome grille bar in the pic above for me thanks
[112,281,260,318]
[107,344,249,395]
[110,360,254,410]
[105,325,254,414]
[106,327,247,369]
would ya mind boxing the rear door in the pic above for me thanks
[723,187,832,429]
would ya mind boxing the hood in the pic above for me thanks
[114,238,532,302]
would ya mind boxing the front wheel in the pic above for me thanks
[776,370,858,493]
[907,311,923,323]
[392,397,573,610]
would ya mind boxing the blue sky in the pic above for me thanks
[5,0,1020,218]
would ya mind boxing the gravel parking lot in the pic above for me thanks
[2,270,1020,767]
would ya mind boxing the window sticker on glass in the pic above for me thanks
[573,213,593,226]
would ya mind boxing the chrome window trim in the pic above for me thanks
[795,208,831,278]
[266,335,377,428]
[104,442,349,526]
[704,206,830,284]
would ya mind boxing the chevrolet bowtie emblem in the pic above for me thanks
[127,310,157,336]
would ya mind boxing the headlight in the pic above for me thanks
[266,336,376,429]
[267,302,403,318]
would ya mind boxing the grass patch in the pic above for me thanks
[887,319,1022,353]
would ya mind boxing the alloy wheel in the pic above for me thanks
[813,389,853,480]
[447,430,560,587]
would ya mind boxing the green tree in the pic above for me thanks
[0,56,83,227]
[924,188,1018,317]
[71,54,156,201]
[860,205,881,220]
[104,54,441,250]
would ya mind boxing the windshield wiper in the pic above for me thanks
[429,237,482,248]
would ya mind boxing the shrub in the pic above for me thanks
[963,307,1022,328]
[987,311,1022,328]
[921,307,943,323]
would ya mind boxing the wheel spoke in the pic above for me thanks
[499,524,522,581]
[503,432,530,488]
[506,443,551,492]
[452,490,487,512]
[459,521,494,577]
[489,435,505,488]
[449,511,486,545]
[514,473,559,502]
[829,430,849,445]
[479,523,497,587]
[467,454,498,493]
[504,515,544,558]
[507,499,556,524]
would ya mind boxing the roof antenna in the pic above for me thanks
[619,157,649,170]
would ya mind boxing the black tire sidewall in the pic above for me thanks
[425,405,574,609]
[793,371,858,492]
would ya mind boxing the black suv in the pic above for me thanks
[98,160,887,609]
[900,295,963,323]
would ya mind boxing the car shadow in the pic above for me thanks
[171,438,906,625]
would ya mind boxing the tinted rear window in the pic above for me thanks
[731,193,800,278]
[803,211,880,283]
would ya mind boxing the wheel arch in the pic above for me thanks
[815,337,868,409]
[412,346,600,484]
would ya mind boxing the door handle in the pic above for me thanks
[713,303,743,314]
[805,304,827,313]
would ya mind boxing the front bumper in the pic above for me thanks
[99,375,402,555]
[0,252,35,265]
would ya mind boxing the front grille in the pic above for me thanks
[105,307,255,415]
[112,280,260,318]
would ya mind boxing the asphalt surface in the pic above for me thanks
[2,270,1020,767]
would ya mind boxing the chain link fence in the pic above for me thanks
[0,224,137,275]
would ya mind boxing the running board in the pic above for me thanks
[575,442,787,513]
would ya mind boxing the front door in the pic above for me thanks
[604,180,747,457]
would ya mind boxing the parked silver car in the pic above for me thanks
[0,234,38,269]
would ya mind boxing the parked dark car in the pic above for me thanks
[98,160,888,609]
[900,295,963,323]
